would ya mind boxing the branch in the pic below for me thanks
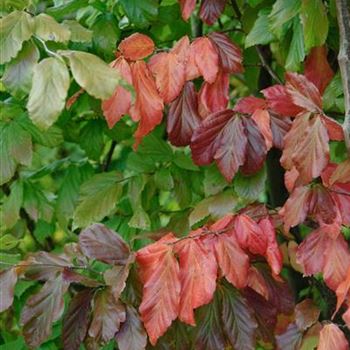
[102,140,117,171]
[336,0,350,155]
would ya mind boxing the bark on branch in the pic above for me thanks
[336,0,350,155]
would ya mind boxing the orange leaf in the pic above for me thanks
[129,61,164,147]
[102,57,133,128]
[136,234,180,345]
[317,324,349,350]
[118,33,155,61]
[148,51,186,103]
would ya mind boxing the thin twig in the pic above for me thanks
[103,141,117,171]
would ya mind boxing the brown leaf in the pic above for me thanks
[0,268,17,312]
[295,299,320,331]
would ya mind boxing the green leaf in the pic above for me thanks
[46,0,89,21]
[323,72,344,111]
[62,20,92,42]
[301,0,328,50]
[0,253,21,269]
[34,13,70,42]
[154,168,174,191]
[119,0,158,28]
[60,50,120,99]
[0,234,20,250]
[1,180,23,229]
[0,10,34,64]
[234,167,266,202]
[269,0,301,36]
[246,9,276,48]
[137,133,173,162]
[80,120,105,160]
[0,337,25,350]
[73,172,123,228]
[204,165,228,196]
[27,57,70,129]
[92,14,120,58]
[2,41,39,99]
[285,16,305,71]
[33,220,56,245]
[0,120,32,185]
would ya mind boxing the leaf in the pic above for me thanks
[174,236,217,325]
[2,41,39,99]
[285,16,305,71]
[21,274,69,348]
[62,20,92,42]
[199,0,226,25]
[329,159,350,185]
[0,10,33,64]
[276,323,303,350]
[270,113,292,149]
[179,0,196,21]
[136,234,180,345]
[119,0,158,28]
[245,9,275,48]
[73,172,123,228]
[34,13,70,42]
[118,33,155,60]
[295,299,320,331]
[167,81,201,147]
[251,109,273,150]
[80,120,104,161]
[63,289,94,350]
[88,288,126,343]
[221,285,258,350]
[301,0,328,50]
[317,324,349,350]
[148,51,185,103]
[198,70,229,118]
[269,0,301,36]
[27,57,70,129]
[60,50,120,99]
[214,232,250,288]
[115,305,147,350]
[102,57,133,129]
[191,110,247,182]
[130,61,164,146]
[304,46,334,95]
[191,37,219,83]
[104,264,131,301]
[79,223,130,265]
[1,180,23,229]
[0,268,17,312]
[234,167,266,202]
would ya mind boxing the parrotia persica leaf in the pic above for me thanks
[167,81,202,147]
[174,235,217,326]
[0,10,34,64]
[27,57,70,130]
[0,268,17,312]
[63,288,94,350]
[130,60,164,147]
[79,223,130,265]
[115,305,147,350]
[136,234,180,345]
[118,33,155,60]
[21,274,69,348]
[294,299,320,331]
[88,287,126,343]
[191,109,267,182]
[34,13,70,42]
[317,324,349,350]
[102,57,133,128]
[199,0,226,25]
[179,0,196,20]
[60,50,120,99]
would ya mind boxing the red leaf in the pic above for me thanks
[269,113,292,149]
[294,299,320,331]
[251,109,273,150]
[279,185,311,232]
[136,234,180,345]
[102,57,132,128]
[129,61,164,147]
[320,115,344,141]
[276,323,302,350]
[179,0,196,21]
[184,42,201,81]
[148,51,186,103]
[190,110,247,182]
[285,72,323,114]
[262,84,303,117]
[214,232,250,288]
[171,35,190,62]
[0,268,17,312]
[167,81,201,146]
[175,234,217,325]
[335,267,350,316]
[234,214,267,256]
[118,33,155,61]
[247,267,269,299]
[199,0,226,25]
[259,217,283,275]
[329,159,350,185]
[191,37,219,83]
[317,324,349,350]
[208,32,243,73]
[198,70,229,117]
[234,96,267,114]
[304,46,334,95]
